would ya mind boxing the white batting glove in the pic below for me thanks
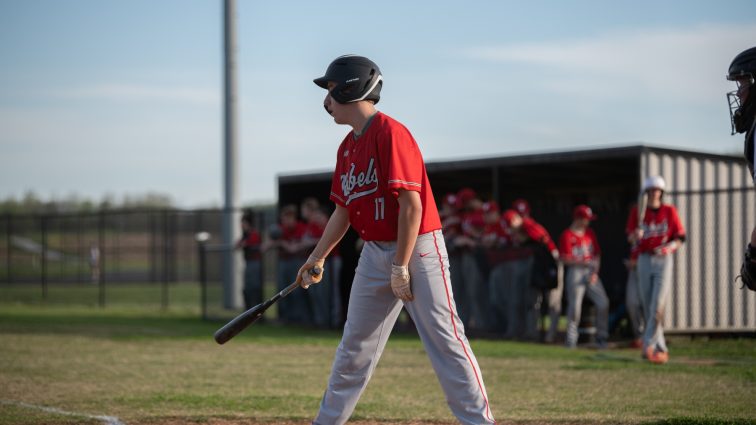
[391,263,413,302]
[297,255,325,289]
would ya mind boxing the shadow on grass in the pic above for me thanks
[0,308,344,344]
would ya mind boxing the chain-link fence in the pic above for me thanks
[2,185,754,332]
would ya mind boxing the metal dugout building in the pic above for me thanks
[278,145,756,334]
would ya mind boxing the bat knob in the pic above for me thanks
[310,266,323,276]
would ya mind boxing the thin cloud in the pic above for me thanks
[52,83,219,106]
[466,24,756,101]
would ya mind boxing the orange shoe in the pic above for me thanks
[647,348,669,365]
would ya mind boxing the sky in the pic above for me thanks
[1,0,755,208]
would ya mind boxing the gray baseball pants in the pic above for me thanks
[625,267,645,340]
[313,230,494,425]
[564,265,609,348]
[637,253,672,353]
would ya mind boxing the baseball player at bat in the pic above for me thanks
[296,55,494,425]
[625,176,685,364]
[726,46,756,292]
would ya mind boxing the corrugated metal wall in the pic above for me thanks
[642,149,756,332]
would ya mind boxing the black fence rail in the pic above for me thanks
[0,208,275,310]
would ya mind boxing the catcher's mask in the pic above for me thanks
[727,47,756,135]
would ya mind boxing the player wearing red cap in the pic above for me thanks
[299,55,494,424]
[559,205,609,349]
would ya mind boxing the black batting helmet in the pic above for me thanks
[727,46,756,134]
[728,47,756,82]
[314,55,383,104]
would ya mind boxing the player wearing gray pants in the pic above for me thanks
[298,55,495,424]
[559,205,608,348]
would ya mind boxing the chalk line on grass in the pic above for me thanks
[0,399,125,425]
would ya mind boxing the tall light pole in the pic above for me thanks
[222,0,242,309]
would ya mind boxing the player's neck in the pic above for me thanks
[570,223,585,234]
[347,103,378,135]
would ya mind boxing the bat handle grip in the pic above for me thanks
[281,266,323,297]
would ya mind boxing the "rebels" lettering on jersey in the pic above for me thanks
[341,158,378,205]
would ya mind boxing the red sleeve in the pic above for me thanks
[626,206,638,235]
[380,124,424,198]
[524,219,557,252]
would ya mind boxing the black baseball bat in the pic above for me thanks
[213,266,322,345]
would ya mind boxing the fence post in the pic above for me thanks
[196,232,210,320]
[6,214,12,284]
[98,210,106,308]
[41,215,48,301]
[162,209,169,310]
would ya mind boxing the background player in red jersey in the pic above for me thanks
[295,55,494,425]
[270,204,309,324]
[235,211,262,310]
[498,209,558,340]
[558,205,609,349]
[626,176,686,364]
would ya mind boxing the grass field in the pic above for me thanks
[0,302,754,424]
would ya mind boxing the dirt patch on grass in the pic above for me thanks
[131,420,457,425]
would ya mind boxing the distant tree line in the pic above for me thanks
[0,191,175,214]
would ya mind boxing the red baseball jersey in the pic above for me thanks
[329,112,442,241]
[304,221,326,239]
[279,221,307,259]
[626,204,685,253]
[482,222,506,245]
[559,227,601,263]
[461,209,485,239]
[239,230,261,261]
[441,212,462,236]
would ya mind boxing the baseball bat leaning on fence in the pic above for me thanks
[213,266,323,344]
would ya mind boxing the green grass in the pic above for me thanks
[0,304,754,424]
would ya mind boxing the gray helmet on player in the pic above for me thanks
[314,55,383,104]
[727,46,756,135]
